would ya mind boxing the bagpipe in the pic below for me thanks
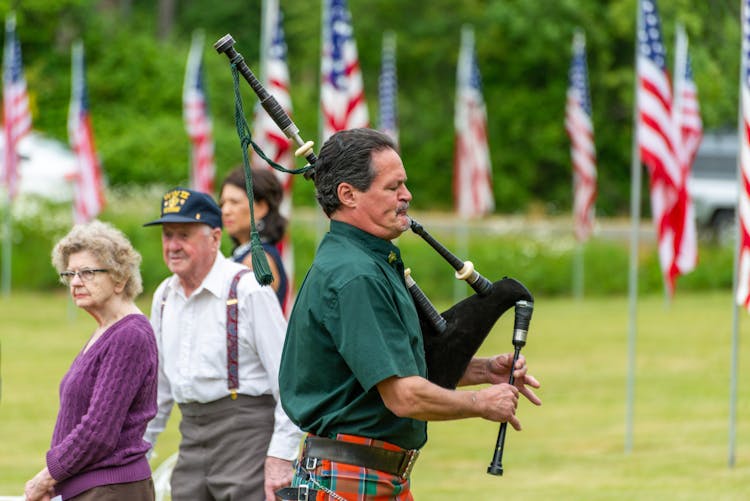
[214,34,534,476]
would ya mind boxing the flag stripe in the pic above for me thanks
[320,0,369,141]
[566,31,597,242]
[454,26,494,218]
[637,0,698,296]
[253,0,296,316]
[737,0,750,309]
[68,42,106,224]
[671,24,700,278]
[2,14,31,201]
[183,31,216,195]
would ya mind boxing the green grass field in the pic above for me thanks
[1,289,749,500]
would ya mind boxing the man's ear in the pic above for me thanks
[210,227,223,248]
[337,182,357,208]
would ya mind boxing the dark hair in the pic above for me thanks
[314,128,398,217]
[220,166,287,245]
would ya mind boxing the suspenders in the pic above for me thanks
[160,268,251,399]
[226,269,250,399]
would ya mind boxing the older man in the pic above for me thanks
[143,187,302,501]
[278,129,542,500]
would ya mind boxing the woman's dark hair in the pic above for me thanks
[314,128,397,217]
[220,166,287,246]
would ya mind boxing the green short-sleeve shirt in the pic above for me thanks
[279,220,427,450]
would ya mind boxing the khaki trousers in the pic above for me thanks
[171,394,275,501]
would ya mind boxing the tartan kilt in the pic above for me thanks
[293,433,415,501]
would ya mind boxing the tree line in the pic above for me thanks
[7,0,740,215]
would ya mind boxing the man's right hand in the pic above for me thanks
[474,383,521,429]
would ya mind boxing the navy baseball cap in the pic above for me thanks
[143,187,223,228]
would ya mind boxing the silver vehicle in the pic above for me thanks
[687,131,737,245]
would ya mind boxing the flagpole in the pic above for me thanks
[727,0,746,468]
[573,242,584,300]
[260,0,272,84]
[571,29,584,301]
[729,228,740,468]
[625,0,644,455]
[567,28,595,300]
[185,30,205,189]
[454,220,469,303]
[1,196,10,296]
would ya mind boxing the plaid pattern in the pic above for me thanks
[294,434,414,501]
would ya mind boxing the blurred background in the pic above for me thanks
[1,2,750,499]
[0,0,741,296]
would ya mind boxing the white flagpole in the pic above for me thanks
[573,242,584,300]
[454,26,472,303]
[727,0,746,468]
[625,0,644,455]
[260,0,273,84]
[1,196,10,296]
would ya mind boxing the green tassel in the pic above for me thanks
[229,62,313,285]
[250,230,274,285]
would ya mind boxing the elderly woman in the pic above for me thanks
[219,166,289,310]
[24,220,157,501]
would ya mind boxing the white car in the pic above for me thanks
[687,131,738,245]
[0,131,77,202]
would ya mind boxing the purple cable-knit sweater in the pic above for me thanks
[46,313,158,499]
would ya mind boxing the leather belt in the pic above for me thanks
[275,485,318,501]
[304,436,420,479]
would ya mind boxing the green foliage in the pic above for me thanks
[0,1,742,216]
[1,191,736,302]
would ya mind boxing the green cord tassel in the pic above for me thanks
[250,230,273,285]
[227,60,317,285]
[230,62,273,286]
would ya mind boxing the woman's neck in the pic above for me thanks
[88,297,138,330]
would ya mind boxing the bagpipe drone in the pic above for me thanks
[214,34,534,476]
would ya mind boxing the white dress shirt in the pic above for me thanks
[144,251,303,460]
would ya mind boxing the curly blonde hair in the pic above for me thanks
[51,220,143,300]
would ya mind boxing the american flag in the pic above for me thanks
[2,13,31,202]
[320,0,369,141]
[454,25,494,218]
[674,26,703,171]
[378,30,398,146]
[736,0,750,309]
[565,30,597,242]
[68,42,105,224]
[671,24,700,278]
[637,0,690,296]
[183,31,216,194]
[254,0,295,316]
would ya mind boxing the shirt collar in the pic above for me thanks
[330,220,403,268]
[169,250,226,299]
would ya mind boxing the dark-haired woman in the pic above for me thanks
[220,166,289,312]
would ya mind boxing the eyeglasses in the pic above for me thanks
[59,268,109,285]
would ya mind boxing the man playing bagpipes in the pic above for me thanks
[276,128,542,500]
